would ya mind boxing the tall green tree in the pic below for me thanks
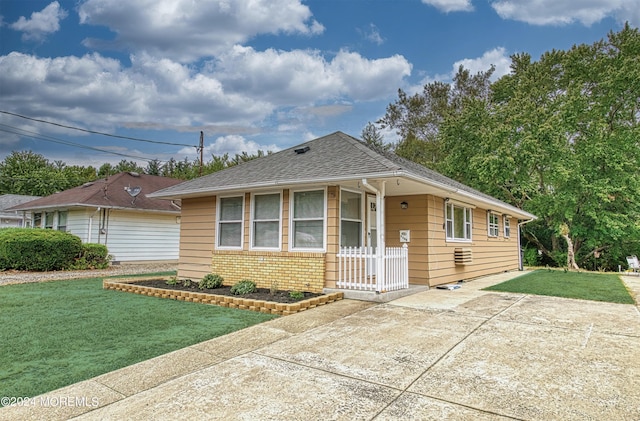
[361,122,391,152]
[379,65,494,170]
[438,25,640,270]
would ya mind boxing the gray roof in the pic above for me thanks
[0,194,41,211]
[150,131,535,219]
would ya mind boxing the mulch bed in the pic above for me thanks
[133,279,322,304]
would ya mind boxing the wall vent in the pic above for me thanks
[454,248,473,265]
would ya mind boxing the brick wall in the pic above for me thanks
[211,250,326,293]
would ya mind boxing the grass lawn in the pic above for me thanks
[484,269,635,304]
[0,272,278,401]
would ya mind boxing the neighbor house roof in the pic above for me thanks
[0,194,41,218]
[9,172,182,213]
[149,131,535,220]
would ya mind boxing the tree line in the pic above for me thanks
[0,150,268,197]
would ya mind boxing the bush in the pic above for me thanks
[230,279,257,295]
[199,273,224,289]
[69,243,112,270]
[182,279,193,287]
[289,290,304,301]
[523,247,540,267]
[0,228,82,271]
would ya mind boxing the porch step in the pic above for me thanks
[323,284,430,303]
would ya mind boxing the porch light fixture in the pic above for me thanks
[400,201,408,209]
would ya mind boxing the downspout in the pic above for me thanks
[362,179,386,291]
[517,217,536,270]
[88,207,101,243]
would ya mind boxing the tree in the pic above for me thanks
[0,151,96,196]
[378,65,494,171]
[437,25,640,270]
[361,122,390,152]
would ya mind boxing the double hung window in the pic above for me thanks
[445,203,472,241]
[488,212,499,237]
[252,193,280,249]
[291,190,325,250]
[340,190,362,247]
[504,216,511,238]
[218,196,243,248]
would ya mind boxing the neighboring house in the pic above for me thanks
[150,132,536,293]
[9,172,183,263]
[0,194,41,227]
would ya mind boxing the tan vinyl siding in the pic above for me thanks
[425,196,519,286]
[177,196,216,280]
[324,186,339,287]
[385,195,430,285]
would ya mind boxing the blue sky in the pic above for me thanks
[0,0,637,168]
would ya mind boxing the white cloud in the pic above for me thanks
[360,23,384,45]
[10,1,68,41]
[78,0,324,62]
[421,0,474,13]
[213,46,411,104]
[491,0,639,26]
[0,52,273,132]
[177,135,280,158]
[452,47,511,80]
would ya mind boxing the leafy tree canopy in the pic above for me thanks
[380,24,640,270]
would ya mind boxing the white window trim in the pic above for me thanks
[289,187,327,252]
[504,215,511,238]
[216,195,245,250]
[488,212,499,238]
[249,191,282,251]
[339,188,364,248]
[445,202,473,243]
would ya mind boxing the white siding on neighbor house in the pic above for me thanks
[101,210,180,262]
[66,209,93,242]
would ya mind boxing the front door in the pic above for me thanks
[367,195,377,275]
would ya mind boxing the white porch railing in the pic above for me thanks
[336,244,409,292]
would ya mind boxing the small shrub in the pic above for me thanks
[182,279,193,287]
[70,243,112,270]
[289,290,304,300]
[270,280,279,296]
[230,279,257,295]
[166,277,179,285]
[199,273,224,289]
[523,247,540,267]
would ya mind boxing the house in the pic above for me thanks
[0,194,41,227]
[149,132,536,293]
[9,172,183,263]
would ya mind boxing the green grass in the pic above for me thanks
[0,272,278,401]
[484,269,635,304]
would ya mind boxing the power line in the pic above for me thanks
[0,123,162,163]
[0,110,198,148]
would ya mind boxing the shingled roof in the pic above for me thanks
[9,172,182,213]
[150,131,535,219]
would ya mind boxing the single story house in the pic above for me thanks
[10,172,183,263]
[150,132,536,293]
[0,194,41,227]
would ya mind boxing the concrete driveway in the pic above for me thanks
[3,272,639,420]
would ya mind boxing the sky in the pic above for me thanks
[0,0,638,169]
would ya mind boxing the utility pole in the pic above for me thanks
[198,131,204,176]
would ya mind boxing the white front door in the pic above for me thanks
[367,195,377,276]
